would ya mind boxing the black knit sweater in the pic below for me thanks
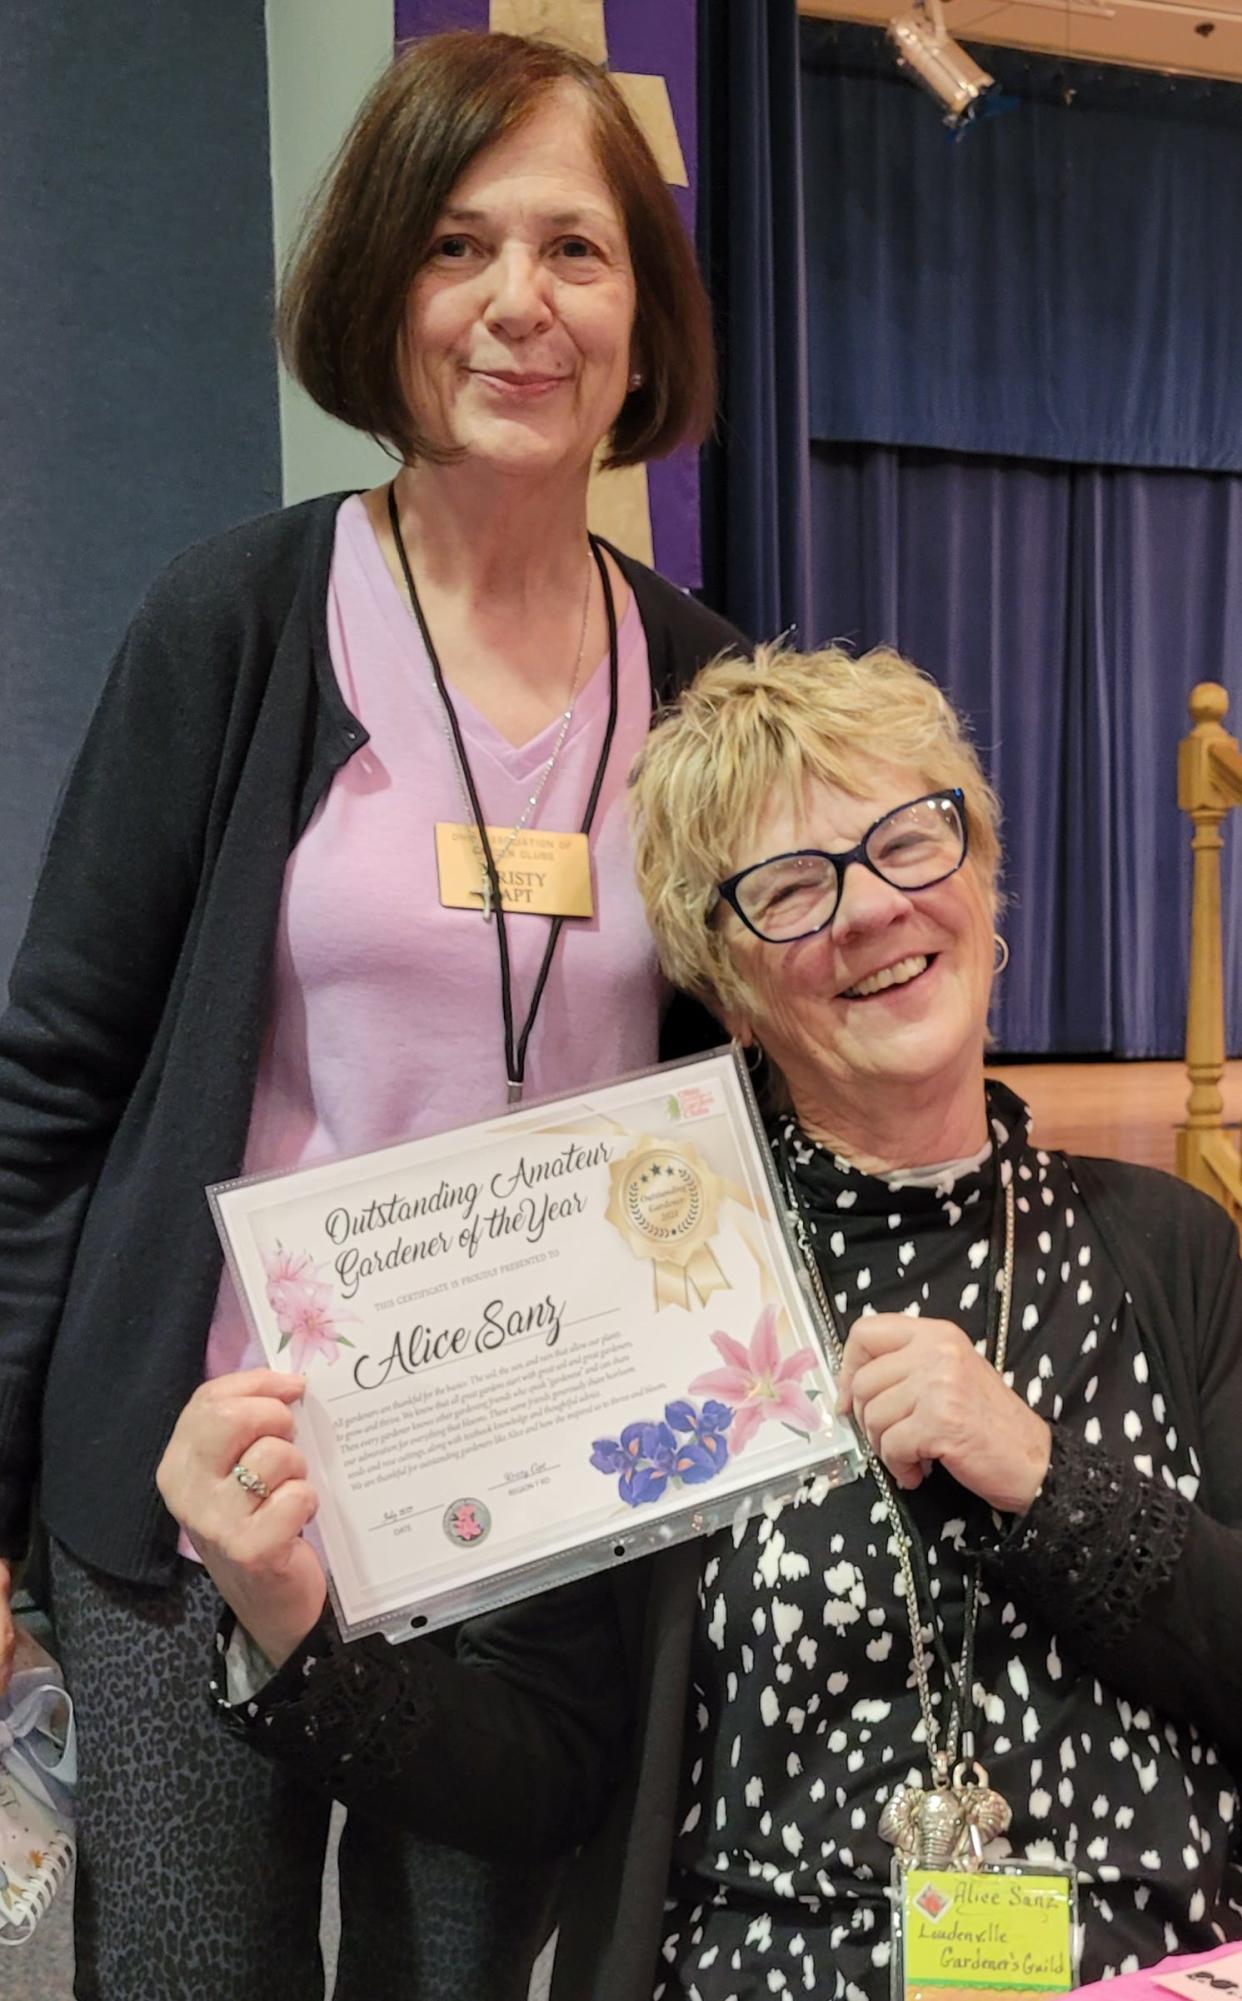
[0,493,744,1584]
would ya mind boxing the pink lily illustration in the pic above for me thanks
[263,1245,329,1326]
[275,1291,353,1371]
[262,1244,356,1371]
[688,1304,819,1455]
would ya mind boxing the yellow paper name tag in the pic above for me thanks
[435,823,594,919]
[899,1865,1076,2001]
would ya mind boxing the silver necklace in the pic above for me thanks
[433,555,595,920]
[782,1150,1016,1869]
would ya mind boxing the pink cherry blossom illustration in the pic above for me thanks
[262,1243,356,1371]
[688,1304,820,1455]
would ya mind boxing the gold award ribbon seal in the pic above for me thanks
[605,1135,729,1311]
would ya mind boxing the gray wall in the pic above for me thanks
[267,0,394,504]
[0,0,282,979]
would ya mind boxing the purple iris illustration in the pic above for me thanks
[589,1400,733,1508]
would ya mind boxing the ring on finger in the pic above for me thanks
[233,1460,270,1501]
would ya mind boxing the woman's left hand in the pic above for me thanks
[836,1315,1052,1515]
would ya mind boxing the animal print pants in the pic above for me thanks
[47,1540,554,2001]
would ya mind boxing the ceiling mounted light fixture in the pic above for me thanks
[887,0,997,127]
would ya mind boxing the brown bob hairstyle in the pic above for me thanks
[278,31,717,469]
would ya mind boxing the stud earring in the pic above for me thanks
[628,369,644,390]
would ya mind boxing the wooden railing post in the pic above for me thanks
[1176,682,1242,1227]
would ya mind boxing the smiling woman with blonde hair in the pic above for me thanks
[631,641,1001,1018]
[161,640,1242,2000]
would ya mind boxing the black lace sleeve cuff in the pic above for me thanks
[987,1426,1190,1650]
[205,1582,631,1860]
[208,1607,434,1789]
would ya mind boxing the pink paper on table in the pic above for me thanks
[1073,1943,1242,2001]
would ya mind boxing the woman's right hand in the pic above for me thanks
[156,1369,327,1670]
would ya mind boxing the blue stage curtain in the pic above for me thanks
[810,443,1242,1056]
[800,23,1242,474]
[697,0,812,642]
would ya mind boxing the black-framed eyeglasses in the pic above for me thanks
[714,788,969,944]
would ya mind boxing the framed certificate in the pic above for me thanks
[209,1049,862,1642]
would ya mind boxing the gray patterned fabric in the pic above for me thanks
[47,1540,551,2000]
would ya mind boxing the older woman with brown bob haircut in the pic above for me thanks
[0,27,740,2001]
[163,644,1242,1999]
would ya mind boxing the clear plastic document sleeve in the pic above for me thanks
[209,1048,863,1642]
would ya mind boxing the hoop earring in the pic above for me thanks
[733,1038,765,1077]
[993,934,1010,974]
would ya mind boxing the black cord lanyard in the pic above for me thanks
[387,484,620,1103]
[778,1130,1010,1763]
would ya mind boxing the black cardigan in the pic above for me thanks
[0,493,745,1585]
[215,1156,1242,2001]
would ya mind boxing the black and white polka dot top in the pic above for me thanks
[656,1085,1241,2001]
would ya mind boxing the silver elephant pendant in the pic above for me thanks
[879,1761,1012,1871]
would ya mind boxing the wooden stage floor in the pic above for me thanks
[988,1058,1242,1174]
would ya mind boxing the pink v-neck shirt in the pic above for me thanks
[196,494,662,1395]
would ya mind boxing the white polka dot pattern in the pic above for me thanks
[655,1088,1241,2000]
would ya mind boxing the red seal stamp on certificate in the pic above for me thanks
[443,1498,490,1547]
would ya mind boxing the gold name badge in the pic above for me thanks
[435,823,594,919]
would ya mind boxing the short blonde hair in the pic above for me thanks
[629,642,1002,1017]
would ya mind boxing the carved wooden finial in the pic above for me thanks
[1190,682,1230,727]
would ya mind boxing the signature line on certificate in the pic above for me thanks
[370,1501,443,1533]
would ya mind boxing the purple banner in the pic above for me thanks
[393,1,701,587]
